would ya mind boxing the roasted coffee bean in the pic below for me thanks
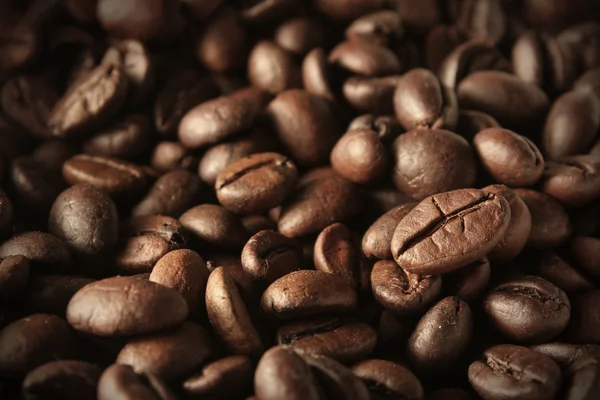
[571,236,600,284]
[82,115,152,161]
[352,359,424,400]
[474,128,544,187]
[543,90,600,160]
[394,68,458,131]
[391,189,511,275]
[1,74,57,139]
[62,155,149,201]
[123,215,188,246]
[329,41,401,77]
[301,48,338,102]
[424,24,464,74]
[531,250,595,295]
[267,89,342,166]
[180,204,248,250]
[116,40,155,108]
[182,355,254,399]
[0,314,79,377]
[178,93,261,150]
[150,141,197,174]
[97,364,177,400]
[195,8,248,74]
[149,249,208,315]
[541,155,600,207]
[0,255,29,301]
[573,68,600,100]
[116,322,212,381]
[342,75,401,115]
[132,170,203,218]
[22,360,101,400]
[248,41,301,95]
[482,185,532,264]
[216,152,298,214]
[568,289,600,343]
[0,19,38,76]
[371,260,442,316]
[447,0,506,44]
[242,215,277,235]
[407,296,472,374]
[49,48,128,138]
[261,270,358,320]
[11,156,67,211]
[299,354,369,400]
[457,71,549,130]
[66,276,188,336]
[277,317,377,364]
[153,70,218,137]
[469,344,561,400]
[0,232,71,272]
[276,17,330,56]
[254,346,320,400]
[206,267,263,357]
[330,128,389,184]
[17,275,94,316]
[313,223,361,288]
[241,230,303,283]
[362,203,417,260]
[392,129,477,200]
[278,176,364,238]
[347,114,403,144]
[456,110,501,141]
[97,0,179,40]
[443,259,491,302]
[49,184,119,257]
[514,188,572,248]
[438,42,511,89]
[484,275,571,343]
[345,10,404,46]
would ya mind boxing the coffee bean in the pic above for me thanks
[116,40,155,108]
[116,322,212,381]
[299,353,369,400]
[276,17,330,56]
[195,8,248,74]
[574,68,600,100]
[457,71,549,130]
[532,250,595,295]
[352,359,424,400]
[11,156,67,212]
[49,48,128,138]
[66,276,188,336]
[242,215,277,235]
[153,69,218,137]
[392,189,510,275]
[241,230,303,283]
[1,74,58,139]
[302,48,338,102]
[261,270,358,320]
[329,41,401,76]
[469,344,562,400]
[277,317,377,364]
[407,296,472,374]
[514,188,572,248]
[541,155,600,207]
[123,215,188,247]
[180,204,248,250]
[0,232,71,272]
[22,360,101,400]
[206,267,264,357]
[150,141,197,174]
[394,68,458,131]
[0,314,79,377]
[0,255,29,301]
[443,258,491,302]
[424,25,464,74]
[345,10,404,46]
[330,128,389,184]
[254,346,320,400]
[313,223,361,288]
[17,275,94,316]
[178,93,261,150]
[341,75,400,115]
[216,152,298,214]
[371,260,442,316]
[278,176,364,238]
[484,275,571,343]
[456,110,501,141]
[49,184,119,257]
[482,185,532,264]
[97,364,177,400]
[182,355,254,399]
[132,170,203,218]
[474,127,545,187]
[62,154,149,201]
[267,89,342,166]
[347,114,403,144]
[392,129,477,200]
[248,41,301,95]
[82,115,152,161]
[362,203,417,260]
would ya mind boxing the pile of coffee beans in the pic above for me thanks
[2,0,600,399]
